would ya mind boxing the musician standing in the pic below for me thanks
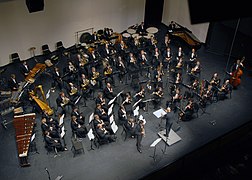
[19,60,31,79]
[8,74,19,91]
[51,66,63,92]
[135,119,145,153]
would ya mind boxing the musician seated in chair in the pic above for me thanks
[94,103,110,123]
[71,106,85,125]
[44,130,67,151]
[179,99,194,121]
[41,118,60,139]
[96,123,116,143]
[95,92,108,112]
[152,85,164,109]
[56,91,74,115]
[103,82,116,100]
[66,82,81,102]
[71,115,88,138]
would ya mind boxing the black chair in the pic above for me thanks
[42,44,52,59]
[10,53,20,63]
[56,41,66,56]
[44,139,58,157]
[71,138,84,157]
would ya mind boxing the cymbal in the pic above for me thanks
[122,33,131,38]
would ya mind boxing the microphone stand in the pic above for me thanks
[45,168,51,180]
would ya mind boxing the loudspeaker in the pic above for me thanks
[26,0,44,13]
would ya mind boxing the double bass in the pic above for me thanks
[229,57,245,88]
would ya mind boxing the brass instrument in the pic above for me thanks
[104,66,112,76]
[81,79,90,90]
[70,87,78,96]
[61,96,70,107]
[91,71,100,86]
[29,85,53,115]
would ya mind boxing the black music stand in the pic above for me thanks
[29,133,39,155]
[142,98,154,114]
[45,167,63,180]
[149,138,162,162]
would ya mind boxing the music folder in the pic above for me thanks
[74,95,82,105]
[108,104,114,116]
[59,114,65,126]
[133,106,139,117]
[109,114,114,124]
[111,121,118,133]
[87,128,95,140]
[116,90,124,97]
[108,96,116,106]
[133,99,142,107]
[46,89,51,99]
[89,113,94,123]
[153,108,167,118]
[60,126,65,138]
[150,138,162,147]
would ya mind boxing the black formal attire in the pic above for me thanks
[8,77,19,91]
[135,122,144,153]
[96,127,115,142]
[103,86,116,100]
[20,63,30,78]
[71,120,87,138]
[51,69,63,90]
[44,134,65,151]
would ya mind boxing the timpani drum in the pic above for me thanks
[146,27,158,34]
[127,28,136,34]
[122,33,131,38]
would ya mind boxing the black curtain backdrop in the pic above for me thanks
[144,0,164,27]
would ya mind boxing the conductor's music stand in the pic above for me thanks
[149,138,162,162]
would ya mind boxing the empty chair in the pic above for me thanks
[42,44,51,57]
[56,41,65,52]
[10,53,20,63]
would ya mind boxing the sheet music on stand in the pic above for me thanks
[74,95,82,105]
[142,98,154,103]
[150,137,162,147]
[108,96,116,106]
[89,113,94,123]
[108,104,114,116]
[133,99,142,108]
[46,89,51,99]
[116,90,124,98]
[87,128,95,140]
[60,126,65,138]
[109,114,114,124]
[133,106,139,116]
[111,121,118,134]
[153,108,167,118]
[59,114,65,126]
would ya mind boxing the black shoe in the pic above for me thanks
[137,148,142,153]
